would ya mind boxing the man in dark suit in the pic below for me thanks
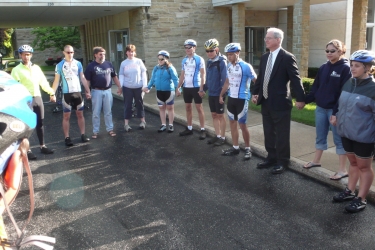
[251,27,305,174]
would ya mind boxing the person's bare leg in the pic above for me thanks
[63,112,71,137]
[76,110,85,134]
[195,103,205,128]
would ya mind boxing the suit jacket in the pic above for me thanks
[251,48,305,111]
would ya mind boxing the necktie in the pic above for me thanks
[263,53,273,99]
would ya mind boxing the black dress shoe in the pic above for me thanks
[272,165,285,174]
[257,160,276,169]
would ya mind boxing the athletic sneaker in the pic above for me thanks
[214,137,225,146]
[124,124,132,132]
[158,125,167,133]
[333,187,356,202]
[168,125,174,133]
[65,137,73,146]
[244,148,252,160]
[27,150,37,160]
[222,147,240,156]
[179,127,193,136]
[199,130,206,140]
[40,146,54,154]
[207,136,219,144]
[345,197,367,213]
[139,121,146,129]
[81,134,90,142]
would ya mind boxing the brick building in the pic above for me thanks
[0,0,372,77]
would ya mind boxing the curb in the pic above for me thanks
[113,93,375,203]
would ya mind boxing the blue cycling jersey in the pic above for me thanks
[227,60,256,100]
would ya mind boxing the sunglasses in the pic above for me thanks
[325,50,337,54]
[206,50,215,53]
[184,47,192,50]
[65,51,74,54]
[158,58,165,61]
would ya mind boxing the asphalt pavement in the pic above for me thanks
[4,98,375,250]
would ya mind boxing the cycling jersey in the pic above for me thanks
[181,54,205,88]
[227,60,256,100]
[11,63,54,97]
[55,59,83,93]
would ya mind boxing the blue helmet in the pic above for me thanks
[0,71,36,159]
[184,39,197,47]
[224,43,241,53]
[18,44,34,54]
[158,50,170,58]
[350,50,375,65]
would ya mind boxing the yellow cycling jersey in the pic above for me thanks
[11,63,54,97]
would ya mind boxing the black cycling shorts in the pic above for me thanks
[183,87,202,104]
[209,96,225,114]
[341,137,375,158]
[63,92,84,112]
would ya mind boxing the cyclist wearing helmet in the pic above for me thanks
[176,39,207,139]
[143,50,179,133]
[219,43,257,160]
[331,50,375,213]
[11,44,56,160]
[204,38,228,146]
[0,71,36,241]
[52,45,91,146]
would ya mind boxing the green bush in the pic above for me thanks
[302,77,314,94]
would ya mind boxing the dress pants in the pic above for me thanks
[261,98,291,166]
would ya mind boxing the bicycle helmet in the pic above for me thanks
[204,39,219,50]
[18,44,34,54]
[224,43,241,53]
[184,39,197,47]
[158,50,170,58]
[349,50,375,65]
[0,71,36,159]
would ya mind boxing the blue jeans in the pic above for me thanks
[315,106,345,155]
[91,89,114,133]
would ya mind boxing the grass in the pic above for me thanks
[40,65,55,71]
[249,99,316,127]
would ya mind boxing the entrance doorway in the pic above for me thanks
[245,27,268,70]
[108,30,129,71]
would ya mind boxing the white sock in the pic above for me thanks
[187,126,192,130]
[169,124,173,126]
[201,128,205,131]
[216,135,221,138]
[233,145,239,149]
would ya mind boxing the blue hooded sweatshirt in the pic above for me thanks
[305,58,351,109]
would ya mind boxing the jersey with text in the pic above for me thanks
[227,60,256,100]
[55,59,82,93]
[181,54,205,88]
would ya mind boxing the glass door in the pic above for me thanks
[108,30,129,72]
[245,27,267,70]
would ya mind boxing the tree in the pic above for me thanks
[31,26,81,51]
[0,28,14,57]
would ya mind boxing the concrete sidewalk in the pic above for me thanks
[108,85,374,201]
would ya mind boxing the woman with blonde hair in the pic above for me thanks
[304,39,351,180]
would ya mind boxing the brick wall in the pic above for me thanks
[130,1,230,73]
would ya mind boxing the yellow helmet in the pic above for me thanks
[204,39,219,50]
